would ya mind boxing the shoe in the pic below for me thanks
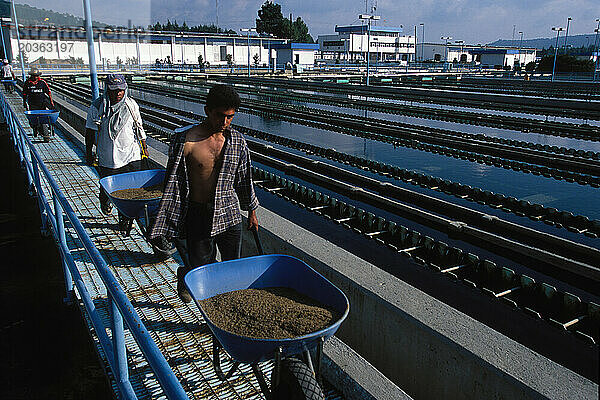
[150,236,176,257]
[118,215,132,236]
[177,279,192,303]
[101,202,113,215]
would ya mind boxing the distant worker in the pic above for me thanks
[85,73,149,227]
[1,59,15,93]
[22,67,54,142]
[149,84,259,302]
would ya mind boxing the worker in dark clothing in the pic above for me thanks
[22,67,54,142]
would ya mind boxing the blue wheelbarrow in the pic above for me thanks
[99,169,168,256]
[1,79,15,93]
[24,110,60,142]
[185,245,350,399]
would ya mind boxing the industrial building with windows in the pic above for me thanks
[0,23,288,68]
[318,25,416,64]
[417,43,537,68]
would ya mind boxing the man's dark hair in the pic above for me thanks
[205,84,241,111]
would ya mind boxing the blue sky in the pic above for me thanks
[22,1,600,44]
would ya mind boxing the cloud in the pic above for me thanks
[16,0,600,43]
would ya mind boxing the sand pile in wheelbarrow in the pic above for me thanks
[200,287,340,339]
[111,184,163,200]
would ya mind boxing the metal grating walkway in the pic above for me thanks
[6,93,342,400]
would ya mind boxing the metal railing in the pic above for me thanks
[0,92,188,400]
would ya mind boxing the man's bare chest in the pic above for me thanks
[184,137,225,170]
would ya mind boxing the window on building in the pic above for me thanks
[295,54,300,64]
[220,46,227,61]
[324,40,344,47]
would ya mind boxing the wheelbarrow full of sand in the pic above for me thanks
[184,248,350,399]
[99,169,169,257]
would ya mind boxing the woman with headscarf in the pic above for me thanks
[85,73,149,225]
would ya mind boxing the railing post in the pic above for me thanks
[110,296,129,385]
[53,195,74,304]
[31,155,48,234]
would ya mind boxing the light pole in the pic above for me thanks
[594,19,600,82]
[0,20,7,61]
[359,13,380,86]
[419,23,424,62]
[518,31,524,69]
[441,36,452,70]
[240,28,256,77]
[261,33,275,73]
[563,17,572,54]
[455,40,464,64]
[10,1,26,82]
[551,27,563,82]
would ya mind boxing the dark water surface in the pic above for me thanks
[131,88,600,223]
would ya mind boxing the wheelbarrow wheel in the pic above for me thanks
[270,358,324,400]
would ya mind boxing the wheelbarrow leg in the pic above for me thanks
[251,364,271,396]
[212,335,240,381]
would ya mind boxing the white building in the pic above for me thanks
[4,24,287,67]
[318,25,416,64]
[271,43,319,69]
[419,42,536,68]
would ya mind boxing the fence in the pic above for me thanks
[0,92,188,400]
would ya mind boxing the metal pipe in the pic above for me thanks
[110,296,129,384]
[53,195,74,304]
[82,0,100,100]
[10,0,26,82]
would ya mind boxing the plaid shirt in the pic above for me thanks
[149,125,259,240]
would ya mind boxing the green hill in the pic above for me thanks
[3,2,108,28]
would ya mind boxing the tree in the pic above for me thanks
[198,54,204,66]
[253,53,260,66]
[256,1,286,38]
[290,17,313,43]
[525,62,536,72]
[256,1,313,43]
[225,54,233,67]
[537,54,594,73]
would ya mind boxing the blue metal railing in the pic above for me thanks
[0,92,189,400]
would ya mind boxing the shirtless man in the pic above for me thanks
[150,84,258,302]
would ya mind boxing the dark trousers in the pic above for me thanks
[179,202,242,281]
[28,103,49,138]
[98,160,142,216]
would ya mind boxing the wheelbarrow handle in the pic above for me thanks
[252,228,264,255]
